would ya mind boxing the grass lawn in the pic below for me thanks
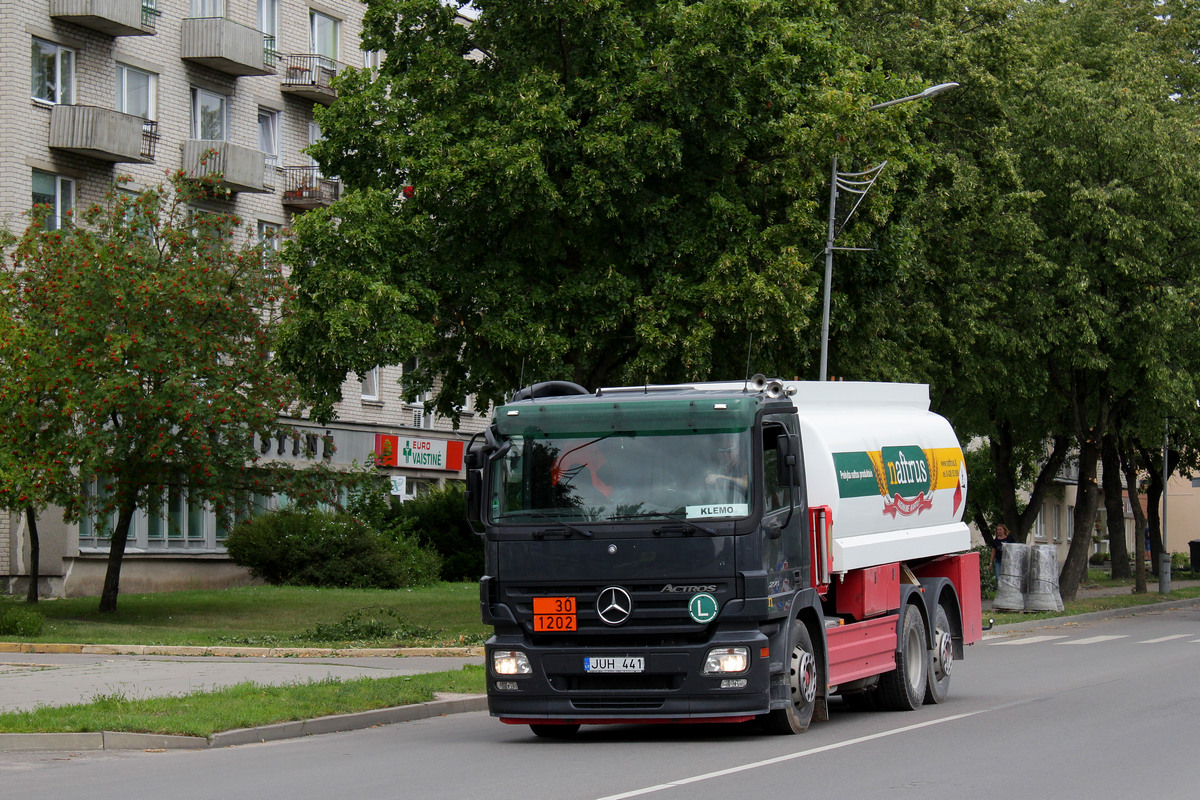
[0,667,486,736]
[986,570,1200,626]
[0,582,489,648]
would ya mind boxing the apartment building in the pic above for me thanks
[1,0,488,597]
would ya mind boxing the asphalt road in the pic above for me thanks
[3,604,1198,800]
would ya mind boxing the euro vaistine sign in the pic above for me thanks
[374,434,465,471]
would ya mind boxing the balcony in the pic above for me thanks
[50,0,158,37]
[182,140,271,193]
[181,17,276,77]
[279,54,345,104]
[49,105,157,163]
[279,166,341,209]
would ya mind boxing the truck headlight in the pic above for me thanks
[702,646,749,675]
[492,650,532,676]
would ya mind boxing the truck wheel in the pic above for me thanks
[530,723,580,739]
[878,605,928,711]
[763,619,818,734]
[924,604,953,705]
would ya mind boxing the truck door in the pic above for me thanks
[761,415,806,596]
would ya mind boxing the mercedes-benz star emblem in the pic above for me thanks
[596,586,633,626]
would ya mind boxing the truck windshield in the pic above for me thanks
[488,429,752,524]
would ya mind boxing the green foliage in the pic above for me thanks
[225,508,442,589]
[282,0,880,420]
[391,483,482,581]
[303,606,436,644]
[0,605,45,637]
[1089,551,1111,566]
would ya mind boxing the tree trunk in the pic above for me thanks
[24,505,40,604]
[1060,432,1103,601]
[98,496,138,614]
[1101,434,1130,579]
[989,427,1070,543]
[1138,444,1177,578]
[1119,438,1147,594]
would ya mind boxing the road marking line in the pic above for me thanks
[1139,635,1192,643]
[987,635,1069,646]
[592,710,990,800]
[1055,635,1128,646]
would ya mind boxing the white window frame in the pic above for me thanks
[31,37,74,105]
[257,220,281,249]
[258,107,280,169]
[310,10,340,60]
[258,0,277,37]
[31,170,74,230]
[1033,510,1045,541]
[190,0,224,17]
[191,87,229,141]
[115,63,157,120]
[361,367,381,401]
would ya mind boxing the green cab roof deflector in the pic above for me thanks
[495,394,759,438]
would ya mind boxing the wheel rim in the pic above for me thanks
[903,622,924,691]
[933,626,953,680]
[791,645,817,705]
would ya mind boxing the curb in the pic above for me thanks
[0,693,489,753]
[0,643,483,658]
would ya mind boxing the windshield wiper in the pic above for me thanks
[609,512,716,536]
[511,510,594,539]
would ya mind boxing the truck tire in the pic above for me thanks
[762,619,819,734]
[878,605,928,711]
[530,723,580,739]
[924,603,953,705]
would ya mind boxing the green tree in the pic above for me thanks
[281,0,904,420]
[838,0,1200,599]
[1,174,311,612]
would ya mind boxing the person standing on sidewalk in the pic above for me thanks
[990,524,1010,580]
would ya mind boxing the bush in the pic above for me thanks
[1089,551,1111,565]
[226,508,441,589]
[0,605,45,637]
[394,483,483,582]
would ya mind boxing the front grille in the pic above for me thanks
[549,674,680,692]
[504,581,732,637]
[571,698,666,711]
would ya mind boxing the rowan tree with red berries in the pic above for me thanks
[0,172,334,612]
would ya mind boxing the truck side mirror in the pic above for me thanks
[465,469,483,529]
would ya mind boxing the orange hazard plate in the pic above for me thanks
[533,596,577,631]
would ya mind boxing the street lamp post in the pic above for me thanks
[818,82,959,382]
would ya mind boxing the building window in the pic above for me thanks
[31,38,74,105]
[1066,506,1074,542]
[190,0,224,16]
[362,48,384,70]
[361,367,380,401]
[258,0,277,37]
[32,170,74,230]
[258,107,279,169]
[1053,505,1062,542]
[257,220,281,249]
[1033,510,1045,541]
[191,88,228,140]
[115,64,157,120]
[311,10,340,60]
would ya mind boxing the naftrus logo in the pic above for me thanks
[833,446,963,518]
[879,445,933,517]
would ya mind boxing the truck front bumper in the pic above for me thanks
[484,630,775,723]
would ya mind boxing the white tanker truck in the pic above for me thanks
[466,377,982,737]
